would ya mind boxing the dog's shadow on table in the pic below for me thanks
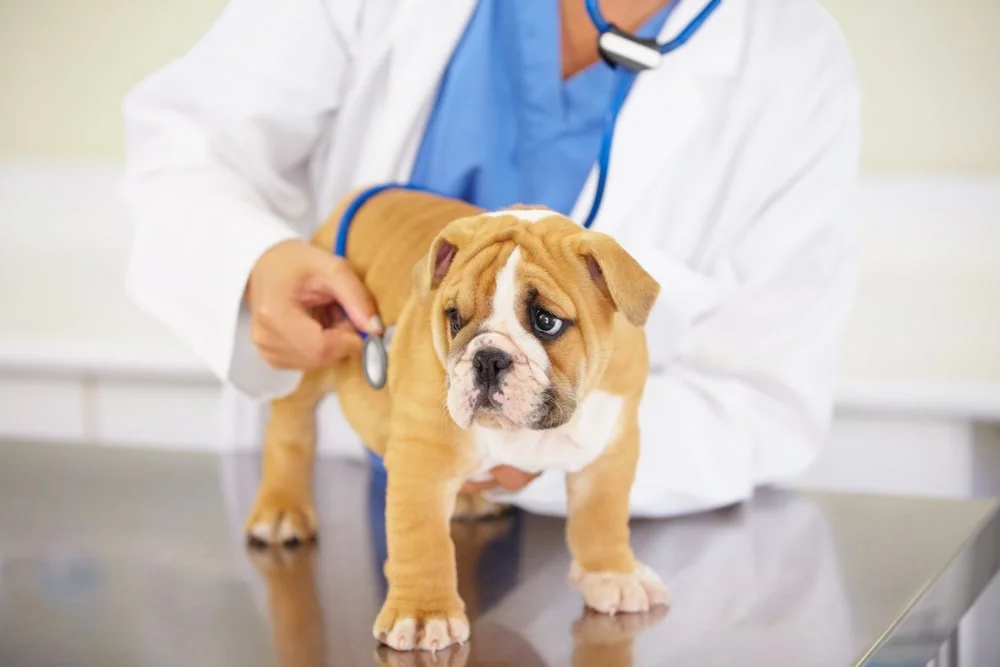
[245,467,666,667]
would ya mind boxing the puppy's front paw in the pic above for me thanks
[373,599,470,652]
[569,561,669,615]
[245,487,318,547]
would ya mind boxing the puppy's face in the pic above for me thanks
[414,208,660,431]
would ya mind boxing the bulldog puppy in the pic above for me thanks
[244,188,665,652]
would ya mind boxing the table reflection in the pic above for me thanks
[221,453,853,666]
[2,442,994,667]
[246,523,671,667]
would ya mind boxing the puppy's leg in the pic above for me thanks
[565,416,668,615]
[245,369,331,546]
[373,440,470,652]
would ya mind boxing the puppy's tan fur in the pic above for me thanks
[245,188,664,651]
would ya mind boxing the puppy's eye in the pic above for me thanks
[445,308,463,336]
[531,306,565,339]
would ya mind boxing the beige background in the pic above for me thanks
[1,0,998,172]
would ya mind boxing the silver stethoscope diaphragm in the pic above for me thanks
[361,333,388,390]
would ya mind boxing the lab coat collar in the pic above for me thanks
[659,0,745,76]
[351,0,480,185]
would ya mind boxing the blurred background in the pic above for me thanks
[0,0,998,664]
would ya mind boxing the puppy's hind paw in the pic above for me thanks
[245,488,318,548]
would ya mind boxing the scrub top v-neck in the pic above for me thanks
[408,0,677,216]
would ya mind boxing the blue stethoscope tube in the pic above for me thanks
[583,0,722,228]
[334,0,721,389]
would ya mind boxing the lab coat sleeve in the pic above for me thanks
[503,37,862,518]
[120,0,356,399]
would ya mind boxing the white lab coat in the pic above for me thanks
[120,0,862,518]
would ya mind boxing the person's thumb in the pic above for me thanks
[491,466,541,491]
[306,248,382,335]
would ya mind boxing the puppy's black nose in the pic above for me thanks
[473,347,512,388]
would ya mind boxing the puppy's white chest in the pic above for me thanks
[467,391,624,482]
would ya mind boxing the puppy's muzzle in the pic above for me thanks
[473,347,512,396]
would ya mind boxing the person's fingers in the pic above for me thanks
[252,310,298,368]
[276,306,329,365]
[312,302,349,330]
[257,349,285,369]
[315,325,363,365]
[491,466,540,491]
[255,332,310,369]
[255,297,365,369]
[459,479,500,495]
[305,254,382,334]
[458,467,539,496]
[261,299,347,369]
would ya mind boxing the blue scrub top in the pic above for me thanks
[408,0,676,215]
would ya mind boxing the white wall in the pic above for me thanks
[0,0,228,159]
[2,0,1000,171]
[822,0,1000,173]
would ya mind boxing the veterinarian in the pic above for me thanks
[120,0,861,517]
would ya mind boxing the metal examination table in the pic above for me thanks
[0,440,997,667]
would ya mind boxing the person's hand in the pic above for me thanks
[460,466,540,495]
[247,239,382,370]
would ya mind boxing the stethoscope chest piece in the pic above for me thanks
[597,26,662,71]
[362,334,388,390]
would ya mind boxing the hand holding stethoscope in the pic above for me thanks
[247,239,385,373]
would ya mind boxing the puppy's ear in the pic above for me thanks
[570,231,661,327]
[413,237,458,301]
[413,219,477,301]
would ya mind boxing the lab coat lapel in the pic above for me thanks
[353,0,478,184]
[569,0,745,237]
[568,55,704,237]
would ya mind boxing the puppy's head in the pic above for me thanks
[413,207,660,431]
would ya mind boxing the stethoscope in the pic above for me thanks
[340,0,723,390]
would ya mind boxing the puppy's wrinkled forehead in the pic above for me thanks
[417,205,660,343]
[442,211,583,315]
